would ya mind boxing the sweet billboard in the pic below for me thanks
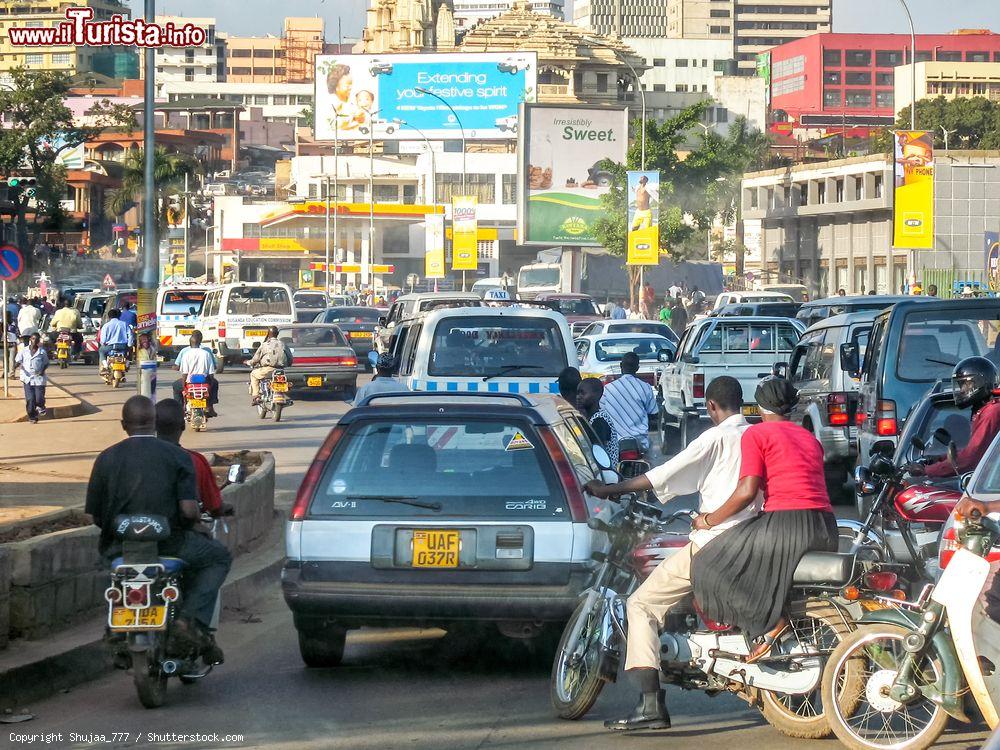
[314,53,536,142]
[518,104,629,246]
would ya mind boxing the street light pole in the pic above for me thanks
[364,109,382,293]
[393,119,436,205]
[324,168,331,298]
[584,38,645,169]
[138,0,157,396]
[897,0,917,130]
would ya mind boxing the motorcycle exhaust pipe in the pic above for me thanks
[162,660,178,675]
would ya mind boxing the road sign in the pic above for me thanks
[102,273,116,289]
[0,245,24,282]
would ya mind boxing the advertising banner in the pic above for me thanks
[756,52,771,106]
[892,131,935,249]
[626,170,660,265]
[518,104,628,246]
[451,197,478,271]
[987,232,1000,291]
[425,214,446,279]
[315,53,536,142]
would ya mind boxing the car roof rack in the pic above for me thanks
[357,391,535,408]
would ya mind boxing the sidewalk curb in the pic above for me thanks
[0,517,285,712]
[2,383,93,424]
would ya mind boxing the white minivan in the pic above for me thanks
[156,282,210,358]
[199,282,295,370]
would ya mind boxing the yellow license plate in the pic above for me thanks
[412,530,460,568]
[742,405,760,417]
[245,328,268,338]
[177,328,194,336]
[350,331,373,339]
[110,605,167,628]
[189,398,207,408]
[272,381,289,392]
[112,361,126,371]
[307,376,323,387]
[56,342,70,349]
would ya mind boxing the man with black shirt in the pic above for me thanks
[578,377,620,466]
[85,396,231,663]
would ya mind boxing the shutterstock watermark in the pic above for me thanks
[8,7,205,48]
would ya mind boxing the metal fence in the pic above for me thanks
[920,267,997,299]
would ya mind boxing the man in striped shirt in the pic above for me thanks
[600,352,657,453]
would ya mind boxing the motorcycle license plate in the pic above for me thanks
[272,382,289,392]
[189,398,207,408]
[245,328,268,338]
[742,404,760,417]
[56,343,70,350]
[110,605,167,629]
[307,376,323,387]
[112,362,126,371]
[177,328,194,336]
[412,530,460,568]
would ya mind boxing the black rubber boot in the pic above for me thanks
[604,690,671,732]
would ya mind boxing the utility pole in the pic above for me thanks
[182,172,189,276]
[137,0,157,397]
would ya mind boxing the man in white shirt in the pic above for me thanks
[16,298,42,338]
[600,352,658,453]
[172,331,219,417]
[585,376,757,732]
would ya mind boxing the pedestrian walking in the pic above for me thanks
[15,332,48,423]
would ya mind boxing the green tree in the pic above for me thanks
[0,68,131,265]
[104,147,200,239]
[872,96,1000,152]
[593,102,777,303]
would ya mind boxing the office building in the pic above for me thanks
[628,37,733,93]
[226,17,325,84]
[895,61,1000,114]
[151,16,226,84]
[453,0,563,31]
[574,0,669,37]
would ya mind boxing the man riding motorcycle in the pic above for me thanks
[97,308,133,374]
[908,356,1000,479]
[172,330,219,418]
[246,327,292,406]
[48,298,83,357]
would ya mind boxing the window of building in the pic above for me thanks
[748,189,758,209]
[24,21,43,28]
[374,185,398,204]
[275,68,286,76]
[876,71,893,86]
[435,173,495,205]
[824,71,841,84]
[24,53,42,66]
[243,223,262,237]
[798,185,808,206]
[253,48,274,58]
[713,59,728,72]
[914,51,932,62]
[710,8,730,16]
[231,49,252,58]
[846,71,871,85]
[401,184,417,205]
[823,49,841,66]
[855,179,863,200]
[254,95,268,105]
[653,83,666,92]
[229,67,251,76]
[184,68,195,81]
[296,95,311,105]
[823,89,841,107]
[817,181,826,204]
[937,50,962,62]
[596,73,609,93]
[675,58,688,67]
[709,25,730,34]
[875,50,903,67]
[272,95,288,105]
[845,50,871,67]
[51,52,71,65]
[716,107,729,123]
[845,89,872,107]
[874,174,883,198]
[835,179,844,202]
[253,67,274,76]
[184,49,194,62]
[966,51,990,63]
[502,174,516,204]
[675,84,688,92]
[653,58,665,67]
[995,52,1000,63]
[875,90,893,109]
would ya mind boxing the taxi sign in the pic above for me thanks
[485,289,511,301]
[0,245,24,282]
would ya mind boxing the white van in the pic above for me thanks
[713,290,795,310]
[156,282,210,357]
[516,263,562,300]
[199,282,295,370]
[387,307,574,395]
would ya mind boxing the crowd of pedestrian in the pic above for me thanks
[604,281,709,338]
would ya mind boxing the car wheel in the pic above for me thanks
[297,627,347,668]
[215,354,226,374]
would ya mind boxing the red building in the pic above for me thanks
[766,31,1000,132]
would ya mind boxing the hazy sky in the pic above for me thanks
[129,0,999,39]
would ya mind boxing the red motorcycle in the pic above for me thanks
[182,375,211,432]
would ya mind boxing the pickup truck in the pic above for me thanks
[657,316,805,451]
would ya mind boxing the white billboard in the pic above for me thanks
[314,52,537,142]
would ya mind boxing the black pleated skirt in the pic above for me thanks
[691,509,838,639]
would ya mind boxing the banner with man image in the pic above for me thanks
[626,170,660,265]
[892,130,934,249]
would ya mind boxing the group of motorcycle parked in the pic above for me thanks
[550,423,999,749]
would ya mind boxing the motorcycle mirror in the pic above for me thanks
[932,427,952,446]
[960,472,973,492]
[947,441,960,474]
[600,468,620,484]
[227,463,245,484]
[592,444,612,470]
[772,361,788,379]
[910,435,926,452]
[870,454,896,478]
[854,465,877,495]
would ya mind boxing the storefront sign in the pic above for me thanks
[626,170,660,265]
[452,196,478,271]
[892,131,934,249]
[425,214,445,279]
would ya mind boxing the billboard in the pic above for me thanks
[518,104,629,246]
[892,130,934,249]
[425,214,445,279]
[756,52,771,106]
[627,170,660,265]
[451,196,478,271]
[314,53,537,142]
[987,232,1000,291]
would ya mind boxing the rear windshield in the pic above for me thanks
[321,308,382,324]
[609,322,676,340]
[550,298,599,316]
[276,326,348,347]
[416,299,481,313]
[757,304,801,318]
[428,316,568,377]
[896,309,1000,382]
[226,286,292,316]
[294,293,327,309]
[161,290,205,316]
[309,419,566,518]
[595,337,672,362]
[82,297,108,316]
[698,323,800,353]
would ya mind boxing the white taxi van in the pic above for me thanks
[155,280,210,358]
[199,282,295,371]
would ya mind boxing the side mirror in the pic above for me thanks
[189,307,197,316]
[600,468,620,484]
[910,435,926,452]
[377,316,387,326]
[870,453,896,478]
[681,353,700,365]
[839,342,860,375]
[657,349,672,363]
[592,444,612,470]
[932,427,951,446]
[227,463,246,484]
[854,466,877,495]
[367,350,379,368]
[772,361,788,379]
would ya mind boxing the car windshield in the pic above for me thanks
[551,298,599,316]
[899,399,972,463]
[518,267,559,287]
[595,337,672,362]
[896,309,1000,382]
[428,316,568,377]
[227,286,292,316]
[294,293,326,309]
[609,322,678,342]
[276,326,348,347]
[309,419,566,518]
[321,308,382,324]
[160,290,205,315]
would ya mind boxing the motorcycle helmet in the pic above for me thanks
[951,356,998,409]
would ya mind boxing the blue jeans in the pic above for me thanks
[23,383,45,419]
[160,531,232,629]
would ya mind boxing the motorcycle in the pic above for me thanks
[54,328,72,369]
[183,374,211,432]
[103,344,130,388]
[254,368,291,422]
[550,451,908,739]
[822,507,1000,750]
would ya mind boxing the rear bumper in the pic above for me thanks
[816,424,855,464]
[284,370,357,390]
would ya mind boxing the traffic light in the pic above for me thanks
[7,177,37,197]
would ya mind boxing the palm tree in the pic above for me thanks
[104,147,199,238]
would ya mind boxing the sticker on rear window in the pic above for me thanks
[505,431,534,451]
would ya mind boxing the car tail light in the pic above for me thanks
[537,427,589,522]
[827,393,850,426]
[876,400,897,436]
[291,426,345,521]
[856,410,866,426]
[863,571,898,592]
[294,356,358,367]
[218,323,226,339]
[693,374,705,400]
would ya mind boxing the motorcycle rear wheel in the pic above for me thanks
[133,648,168,709]
[550,598,609,720]
[273,404,283,423]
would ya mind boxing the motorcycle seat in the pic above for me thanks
[188,374,209,385]
[110,556,186,574]
[792,552,855,586]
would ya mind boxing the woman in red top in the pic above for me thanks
[690,377,836,661]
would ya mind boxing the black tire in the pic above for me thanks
[659,407,679,456]
[273,404,283,422]
[297,627,346,668]
[133,648,167,708]
[549,598,609,720]
[179,675,198,685]
[214,355,226,374]
[257,403,267,420]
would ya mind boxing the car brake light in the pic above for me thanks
[218,323,226,339]
[863,571,898,592]
[291,426,345,521]
[827,393,849,426]
[876,400,897,436]
[693,374,705,399]
[537,427,589,522]
[856,411,866,426]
